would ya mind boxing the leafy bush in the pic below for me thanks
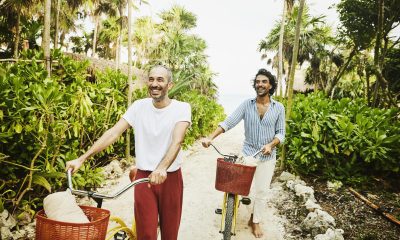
[285,93,400,182]
[0,50,128,216]
[0,50,225,218]
[175,90,226,148]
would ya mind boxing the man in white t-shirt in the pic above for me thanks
[66,65,191,240]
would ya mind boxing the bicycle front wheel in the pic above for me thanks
[223,193,235,240]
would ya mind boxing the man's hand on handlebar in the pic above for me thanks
[201,137,212,148]
[262,143,273,155]
[66,157,85,174]
[149,168,167,185]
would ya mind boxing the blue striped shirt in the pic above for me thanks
[219,97,285,161]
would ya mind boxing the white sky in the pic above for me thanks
[130,0,340,96]
[81,0,338,98]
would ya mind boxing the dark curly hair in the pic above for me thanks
[252,68,277,95]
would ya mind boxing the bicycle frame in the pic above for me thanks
[211,144,261,240]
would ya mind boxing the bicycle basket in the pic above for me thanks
[35,205,110,240]
[215,158,256,196]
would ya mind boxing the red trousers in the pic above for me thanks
[134,169,183,240]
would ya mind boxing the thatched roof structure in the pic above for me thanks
[64,52,147,88]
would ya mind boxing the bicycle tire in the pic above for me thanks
[223,193,235,240]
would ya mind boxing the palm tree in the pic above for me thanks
[20,19,42,51]
[0,0,37,58]
[90,0,101,57]
[277,1,287,96]
[54,0,61,49]
[286,0,305,102]
[97,17,120,59]
[132,16,159,67]
[259,4,331,95]
[70,31,92,54]
[371,0,395,107]
[94,0,127,68]
[86,0,110,58]
[159,5,197,31]
[126,0,133,160]
[43,0,51,77]
[281,0,306,169]
[131,6,218,98]
[54,0,79,49]
[53,0,82,50]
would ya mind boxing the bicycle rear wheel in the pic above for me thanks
[223,193,235,240]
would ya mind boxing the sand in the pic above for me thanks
[101,122,287,240]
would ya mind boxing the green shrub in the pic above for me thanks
[285,93,400,182]
[176,90,226,148]
[0,50,225,217]
[0,50,129,215]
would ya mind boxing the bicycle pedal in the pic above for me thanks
[240,197,251,205]
[215,208,222,214]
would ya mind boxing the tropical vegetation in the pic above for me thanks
[260,0,399,178]
[0,0,399,230]
[0,3,224,222]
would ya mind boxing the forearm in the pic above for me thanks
[156,121,190,171]
[156,141,183,171]
[79,129,120,162]
[208,126,225,140]
[268,137,281,148]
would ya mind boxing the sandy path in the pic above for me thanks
[101,123,286,240]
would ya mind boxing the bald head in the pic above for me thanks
[149,65,173,83]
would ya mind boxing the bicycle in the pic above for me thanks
[35,169,149,240]
[211,144,261,240]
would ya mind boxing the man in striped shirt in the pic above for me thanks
[201,68,285,238]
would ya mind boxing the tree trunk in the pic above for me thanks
[374,0,383,68]
[277,1,287,97]
[371,0,382,108]
[54,0,61,49]
[325,48,356,95]
[60,31,66,50]
[43,0,52,78]
[116,6,125,70]
[126,0,134,162]
[92,15,99,58]
[372,0,394,107]
[366,72,370,105]
[13,8,21,59]
[281,0,305,170]
[284,63,290,97]
[115,37,120,70]
[372,81,380,107]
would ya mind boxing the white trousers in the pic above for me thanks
[248,159,276,223]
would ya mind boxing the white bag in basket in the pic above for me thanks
[237,154,259,167]
[43,189,89,223]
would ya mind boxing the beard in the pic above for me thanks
[149,86,167,102]
[256,87,269,97]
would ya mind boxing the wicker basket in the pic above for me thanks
[35,206,110,240]
[215,158,257,196]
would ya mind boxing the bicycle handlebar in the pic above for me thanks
[210,143,263,161]
[210,144,237,159]
[67,169,149,200]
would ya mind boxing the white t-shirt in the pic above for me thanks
[122,98,191,172]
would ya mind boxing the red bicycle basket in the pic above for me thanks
[35,205,110,240]
[215,158,257,196]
